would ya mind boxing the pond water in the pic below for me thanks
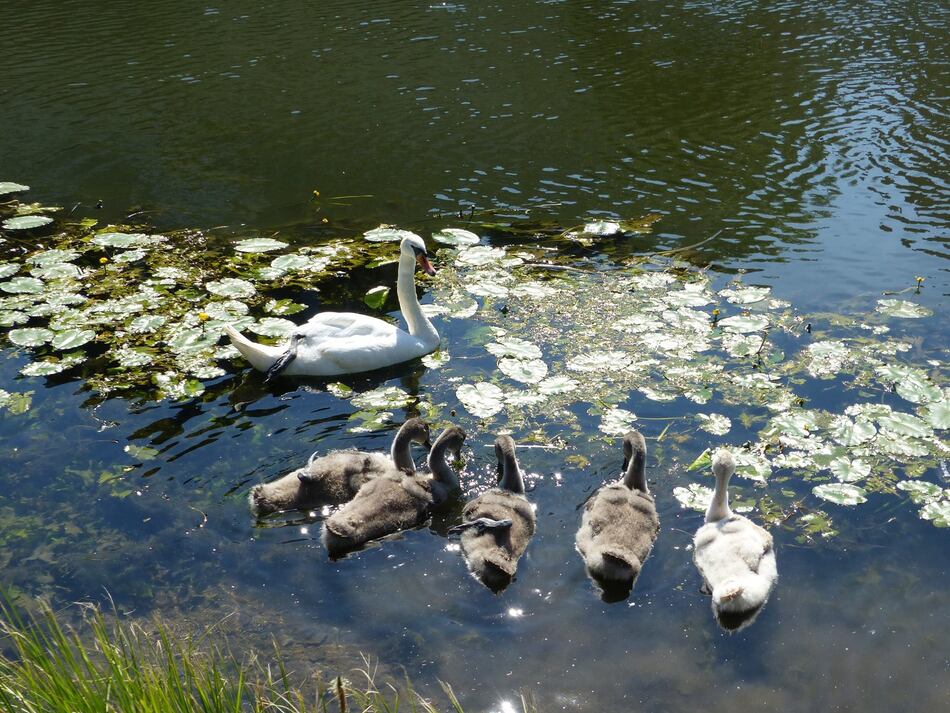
[1,1,948,711]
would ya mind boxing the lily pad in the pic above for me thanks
[0,277,43,295]
[697,413,732,436]
[206,278,256,299]
[432,228,480,246]
[92,232,153,248]
[582,220,621,236]
[599,407,638,436]
[896,480,944,504]
[421,350,450,369]
[922,399,949,430]
[537,375,579,395]
[718,314,769,333]
[813,483,868,506]
[0,182,30,195]
[25,249,80,267]
[876,299,932,319]
[363,227,416,242]
[0,264,18,279]
[249,318,296,338]
[829,457,871,483]
[919,500,950,527]
[456,382,505,419]
[50,329,96,350]
[128,315,166,334]
[8,327,54,347]
[364,286,390,309]
[487,337,542,361]
[877,411,932,439]
[234,237,288,253]
[2,215,53,230]
[498,357,548,384]
[720,286,771,305]
[350,385,413,410]
[673,483,714,512]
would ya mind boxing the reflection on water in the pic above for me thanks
[1,0,948,711]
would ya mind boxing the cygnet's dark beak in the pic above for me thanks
[422,435,433,451]
[416,252,436,276]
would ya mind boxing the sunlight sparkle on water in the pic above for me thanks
[507,607,524,618]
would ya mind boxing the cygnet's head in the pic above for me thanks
[711,449,736,479]
[621,430,647,470]
[494,435,524,493]
[400,233,436,275]
[435,425,466,456]
[398,417,432,450]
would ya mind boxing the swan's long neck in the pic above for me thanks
[622,445,648,493]
[706,471,732,523]
[396,253,439,347]
[427,439,460,491]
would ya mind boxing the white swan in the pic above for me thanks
[693,449,777,629]
[225,233,439,379]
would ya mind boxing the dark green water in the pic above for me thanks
[1,1,948,711]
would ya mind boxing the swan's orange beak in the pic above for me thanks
[416,252,436,276]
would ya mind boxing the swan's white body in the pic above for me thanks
[225,234,439,377]
[693,450,777,621]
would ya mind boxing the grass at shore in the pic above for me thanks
[0,595,533,713]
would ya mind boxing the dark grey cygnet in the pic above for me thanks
[248,417,431,516]
[458,435,536,593]
[322,425,466,557]
[575,430,659,597]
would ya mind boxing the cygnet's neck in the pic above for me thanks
[397,252,439,347]
[390,427,417,472]
[622,446,648,493]
[705,471,732,523]
[427,439,460,491]
[497,451,525,494]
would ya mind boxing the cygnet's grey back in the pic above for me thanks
[248,418,430,516]
[576,430,659,591]
[322,424,466,557]
[459,435,536,592]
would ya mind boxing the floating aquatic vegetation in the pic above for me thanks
[2,215,53,230]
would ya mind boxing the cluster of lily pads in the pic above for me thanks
[1,181,947,531]
[405,235,948,530]
[0,181,362,400]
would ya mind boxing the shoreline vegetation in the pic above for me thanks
[0,594,534,713]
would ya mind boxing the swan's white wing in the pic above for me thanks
[285,323,429,376]
[297,312,397,341]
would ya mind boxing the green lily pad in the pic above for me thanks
[432,228,480,246]
[249,318,296,338]
[486,337,542,361]
[234,237,288,253]
[20,361,69,377]
[537,375,579,395]
[0,182,30,195]
[919,500,950,527]
[205,278,256,299]
[8,327,54,347]
[697,413,731,435]
[0,264,18,279]
[264,298,307,316]
[363,227,415,242]
[599,407,638,436]
[456,382,505,419]
[720,286,771,305]
[922,399,949,430]
[896,480,944,504]
[350,385,413,410]
[270,254,314,271]
[718,314,769,333]
[26,249,80,267]
[567,350,628,372]
[813,483,868,506]
[877,411,932,439]
[31,263,82,280]
[2,215,53,230]
[50,329,96,350]
[128,315,166,334]
[498,357,548,384]
[582,220,621,236]
[829,457,871,483]
[0,277,44,295]
[673,483,713,512]
[421,350,450,369]
[876,299,932,319]
[92,232,153,248]
[364,286,390,309]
